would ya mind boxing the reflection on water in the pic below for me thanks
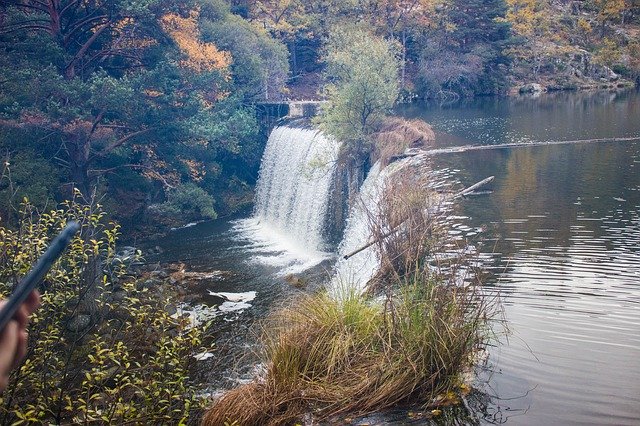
[401,90,640,148]
[403,90,640,425]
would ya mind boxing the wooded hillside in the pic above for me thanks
[1,0,638,232]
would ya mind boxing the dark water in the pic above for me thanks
[400,90,640,425]
[155,90,640,424]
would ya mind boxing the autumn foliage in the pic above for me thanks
[160,9,231,73]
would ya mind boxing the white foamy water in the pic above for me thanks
[333,157,427,294]
[235,126,340,274]
[332,162,383,293]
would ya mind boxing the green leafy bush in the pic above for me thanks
[0,196,204,424]
[151,182,217,221]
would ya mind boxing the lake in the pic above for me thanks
[400,90,640,425]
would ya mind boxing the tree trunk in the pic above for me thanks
[401,29,407,90]
[67,136,92,196]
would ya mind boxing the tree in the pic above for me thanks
[317,25,400,144]
[199,0,290,101]
[592,0,626,36]
[0,0,258,222]
[416,0,514,96]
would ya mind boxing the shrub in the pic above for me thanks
[151,182,217,221]
[371,117,435,167]
[0,195,204,424]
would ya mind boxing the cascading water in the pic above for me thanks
[332,162,383,293]
[333,158,421,294]
[235,125,340,274]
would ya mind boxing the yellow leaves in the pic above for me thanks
[505,0,548,38]
[577,18,592,33]
[459,382,472,395]
[180,158,206,183]
[160,9,231,73]
[594,0,626,23]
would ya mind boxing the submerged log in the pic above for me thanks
[423,136,640,156]
[452,176,494,199]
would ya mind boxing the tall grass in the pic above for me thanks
[203,158,495,425]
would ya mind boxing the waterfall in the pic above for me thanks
[332,162,383,293]
[235,125,340,274]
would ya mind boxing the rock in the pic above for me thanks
[112,291,127,302]
[150,270,169,279]
[284,274,307,288]
[136,278,159,290]
[67,314,91,332]
[519,83,545,94]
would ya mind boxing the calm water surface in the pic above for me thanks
[156,90,640,424]
[401,90,640,425]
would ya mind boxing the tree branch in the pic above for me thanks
[88,164,175,188]
[89,128,152,161]
[64,20,110,78]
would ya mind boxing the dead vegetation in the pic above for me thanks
[371,117,435,166]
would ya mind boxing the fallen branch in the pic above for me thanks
[342,176,494,260]
[452,176,494,199]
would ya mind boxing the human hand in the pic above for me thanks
[0,291,40,392]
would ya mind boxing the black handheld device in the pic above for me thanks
[0,221,80,332]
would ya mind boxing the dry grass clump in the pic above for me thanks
[203,280,489,425]
[372,117,435,166]
[368,163,448,291]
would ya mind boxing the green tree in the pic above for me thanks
[0,0,259,223]
[199,0,290,101]
[317,26,400,144]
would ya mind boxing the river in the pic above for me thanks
[152,89,640,425]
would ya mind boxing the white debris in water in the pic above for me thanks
[218,301,253,312]
[183,271,227,280]
[172,291,257,327]
[193,352,215,361]
[170,221,200,231]
[208,291,257,303]
[171,304,218,328]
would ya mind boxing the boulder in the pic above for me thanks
[67,314,91,332]
[519,83,545,94]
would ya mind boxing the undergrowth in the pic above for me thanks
[0,195,205,424]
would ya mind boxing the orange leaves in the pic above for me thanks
[160,9,231,73]
[180,158,206,182]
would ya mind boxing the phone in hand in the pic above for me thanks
[0,222,80,332]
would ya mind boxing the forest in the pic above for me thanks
[1,0,639,231]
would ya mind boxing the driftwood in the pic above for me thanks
[342,228,399,260]
[342,176,494,260]
[452,176,494,199]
